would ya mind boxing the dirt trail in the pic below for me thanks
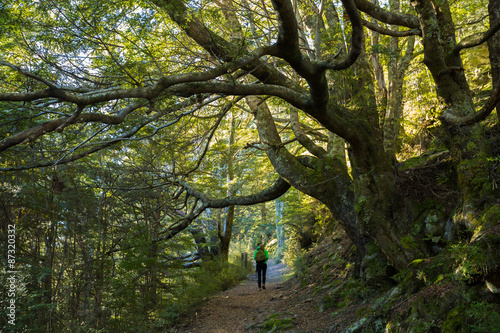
[172,260,345,333]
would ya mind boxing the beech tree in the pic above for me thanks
[1,0,499,278]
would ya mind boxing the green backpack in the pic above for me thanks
[255,248,266,262]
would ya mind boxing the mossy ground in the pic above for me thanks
[290,224,500,333]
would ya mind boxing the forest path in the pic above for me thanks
[172,260,342,332]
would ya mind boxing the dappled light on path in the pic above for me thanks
[171,258,350,332]
[172,260,289,332]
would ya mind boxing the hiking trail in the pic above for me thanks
[172,259,354,332]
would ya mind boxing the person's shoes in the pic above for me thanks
[262,285,266,289]
[258,288,261,291]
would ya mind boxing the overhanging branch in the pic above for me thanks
[454,20,500,54]
[153,177,291,243]
[317,0,363,71]
[353,0,420,29]
[177,176,290,208]
[362,19,421,37]
[153,0,302,92]
[168,82,312,110]
[290,108,327,158]
[0,49,270,106]
[0,99,202,170]
[438,82,500,126]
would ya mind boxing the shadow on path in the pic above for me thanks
[172,260,289,333]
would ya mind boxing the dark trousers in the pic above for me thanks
[256,261,267,288]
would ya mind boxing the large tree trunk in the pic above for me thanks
[248,95,363,251]
[347,53,428,270]
[413,0,495,227]
[219,205,234,261]
[250,82,428,272]
[218,112,237,261]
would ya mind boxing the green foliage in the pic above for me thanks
[160,258,249,322]
[401,235,419,250]
[0,157,251,332]
[465,302,500,333]
[203,258,250,291]
[323,279,374,310]
[260,313,296,332]
[289,249,309,284]
[448,243,487,283]
[481,204,500,229]
[443,302,500,333]
[396,237,498,288]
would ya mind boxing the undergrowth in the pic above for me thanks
[176,258,250,307]
[160,257,251,331]
[286,229,500,333]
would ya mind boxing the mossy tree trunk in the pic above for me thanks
[412,0,496,227]
[341,51,428,270]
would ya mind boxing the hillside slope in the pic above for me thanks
[172,226,500,332]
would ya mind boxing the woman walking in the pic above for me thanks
[254,243,269,291]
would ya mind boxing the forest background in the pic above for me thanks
[0,0,500,331]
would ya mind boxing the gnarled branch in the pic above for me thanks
[290,108,327,158]
[439,81,500,126]
[353,0,420,29]
[454,20,500,54]
[362,19,421,37]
